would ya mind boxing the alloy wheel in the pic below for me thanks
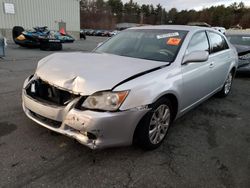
[149,104,171,145]
[224,72,233,95]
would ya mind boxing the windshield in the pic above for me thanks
[95,29,188,62]
[227,35,250,46]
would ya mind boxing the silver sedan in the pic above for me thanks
[22,25,238,150]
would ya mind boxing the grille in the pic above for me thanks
[26,79,79,106]
[30,110,61,128]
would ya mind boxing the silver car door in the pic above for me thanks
[181,31,212,111]
[207,31,232,90]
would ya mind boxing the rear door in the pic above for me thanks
[181,31,212,110]
[207,31,232,90]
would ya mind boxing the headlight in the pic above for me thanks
[82,91,129,111]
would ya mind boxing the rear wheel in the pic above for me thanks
[135,98,173,150]
[217,71,234,97]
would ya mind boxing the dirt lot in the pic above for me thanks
[0,37,250,188]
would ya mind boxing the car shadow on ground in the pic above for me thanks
[236,72,250,79]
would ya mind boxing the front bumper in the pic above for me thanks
[22,89,149,149]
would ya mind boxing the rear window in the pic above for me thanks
[95,29,188,62]
[208,32,229,53]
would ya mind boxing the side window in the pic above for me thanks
[208,32,229,53]
[186,31,209,54]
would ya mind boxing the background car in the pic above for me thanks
[213,27,226,34]
[93,30,105,36]
[102,30,111,37]
[85,29,95,36]
[226,31,250,73]
[187,22,211,27]
[109,30,119,36]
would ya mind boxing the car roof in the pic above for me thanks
[128,25,214,32]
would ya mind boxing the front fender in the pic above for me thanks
[114,66,182,112]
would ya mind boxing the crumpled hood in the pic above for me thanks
[36,52,167,95]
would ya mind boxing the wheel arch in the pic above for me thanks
[133,92,179,144]
[231,66,236,76]
[150,92,179,121]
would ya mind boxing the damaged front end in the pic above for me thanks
[26,78,80,106]
[22,75,100,148]
[22,75,148,149]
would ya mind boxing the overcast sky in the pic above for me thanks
[122,0,250,11]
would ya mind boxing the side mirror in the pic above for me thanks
[97,42,103,47]
[182,51,209,64]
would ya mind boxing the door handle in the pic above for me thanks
[209,62,214,68]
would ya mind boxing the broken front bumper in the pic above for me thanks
[22,89,149,149]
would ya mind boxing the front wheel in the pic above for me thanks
[217,71,234,97]
[135,98,173,150]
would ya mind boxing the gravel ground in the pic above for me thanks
[0,36,250,188]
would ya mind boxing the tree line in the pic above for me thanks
[80,0,250,29]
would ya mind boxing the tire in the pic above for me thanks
[39,42,49,50]
[40,42,62,51]
[12,26,24,43]
[216,70,234,98]
[135,98,173,150]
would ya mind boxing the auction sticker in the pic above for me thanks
[157,32,179,39]
[167,38,182,46]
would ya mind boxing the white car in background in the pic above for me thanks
[213,27,226,34]
[109,30,120,36]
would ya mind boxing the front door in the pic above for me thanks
[180,31,212,112]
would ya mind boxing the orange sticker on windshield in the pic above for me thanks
[167,38,181,46]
